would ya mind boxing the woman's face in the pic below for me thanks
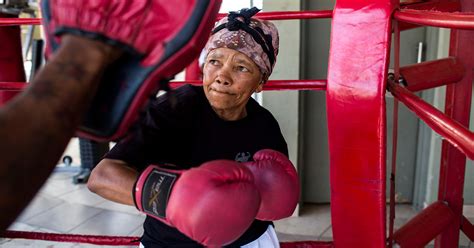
[202,47,263,120]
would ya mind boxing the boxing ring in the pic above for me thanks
[1,0,473,247]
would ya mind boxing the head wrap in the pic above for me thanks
[199,7,279,79]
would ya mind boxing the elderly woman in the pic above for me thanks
[88,8,292,248]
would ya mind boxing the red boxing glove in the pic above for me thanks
[40,0,221,141]
[243,149,300,220]
[134,161,261,246]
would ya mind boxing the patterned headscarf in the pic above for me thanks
[199,7,279,80]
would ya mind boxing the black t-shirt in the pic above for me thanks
[106,85,288,248]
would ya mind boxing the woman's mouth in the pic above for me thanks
[210,88,233,95]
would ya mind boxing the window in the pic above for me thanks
[220,0,262,12]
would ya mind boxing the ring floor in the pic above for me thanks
[1,170,473,247]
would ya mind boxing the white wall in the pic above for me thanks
[423,28,474,206]
[261,0,302,214]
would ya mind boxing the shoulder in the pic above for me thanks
[142,85,205,128]
[147,85,205,117]
[247,98,279,126]
[247,99,288,156]
[151,84,204,110]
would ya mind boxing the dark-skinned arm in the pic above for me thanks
[0,35,121,232]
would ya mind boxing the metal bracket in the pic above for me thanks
[388,72,408,87]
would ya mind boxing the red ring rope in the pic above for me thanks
[219,10,334,20]
[0,18,41,26]
[170,80,327,91]
[388,80,474,160]
[0,80,327,91]
[0,10,334,27]
[3,230,140,246]
[3,230,334,247]
[394,9,474,30]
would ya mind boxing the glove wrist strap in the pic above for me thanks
[135,167,179,220]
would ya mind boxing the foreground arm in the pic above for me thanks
[0,35,120,232]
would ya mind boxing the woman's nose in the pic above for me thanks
[216,65,232,85]
[216,77,231,85]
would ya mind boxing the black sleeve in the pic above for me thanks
[105,85,199,170]
[105,121,158,170]
[256,105,289,157]
[269,116,289,157]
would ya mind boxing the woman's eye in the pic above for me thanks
[237,66,249,72]
[208,59,219,65]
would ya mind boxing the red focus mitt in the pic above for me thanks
[133,161,261,246]
[41,0,221,141]
[243,149,300,220]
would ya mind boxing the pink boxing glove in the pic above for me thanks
[243,149,300,220]
[134,160,261,246]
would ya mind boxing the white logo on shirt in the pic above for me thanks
[235,152,251,162]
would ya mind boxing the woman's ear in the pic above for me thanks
[259,73,269,86]
[255,82,264,93]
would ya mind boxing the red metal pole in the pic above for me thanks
[0,17,41,26]
[388,81,474,160]
[326,0,396,247]
[401,0,461,12]
[169,79,327,91]
[398,0,461,31]
[388,21,402,248]
[394,9,474,30]
[392,201,456,248]
[0,13,26,83]
[257,80,327,91]
[0,10,334,27]
[217,10,333,20]
[461,216,474,241]
[435,0,474,247]
[400,57,465,92]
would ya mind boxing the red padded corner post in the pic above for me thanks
[0,82,28,106]
[0,13,27,106]
[0,13,26,83]
[326,0,397,247]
